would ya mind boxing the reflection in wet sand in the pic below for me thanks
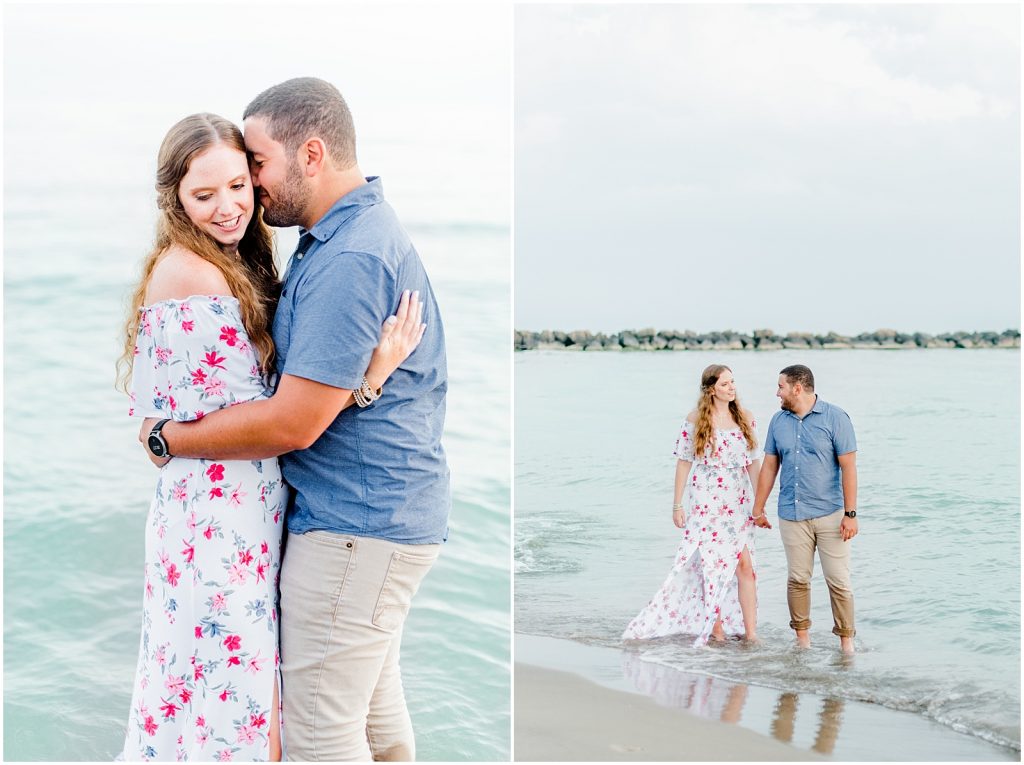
[622,649,846,754]
[812,697,844,755]
[771,692,799,743]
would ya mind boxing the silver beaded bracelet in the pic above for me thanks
[353,377,383,408]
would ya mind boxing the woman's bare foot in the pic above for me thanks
[710,619,727,642]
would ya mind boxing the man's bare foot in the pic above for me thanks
[795,629,811,648]
[840,636,855,654]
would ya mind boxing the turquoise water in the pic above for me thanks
[515,350,1020,756]
[3,7,513,760]
[3,204,510,761]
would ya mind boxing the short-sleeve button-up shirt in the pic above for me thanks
[763,397,856,521]
[273,177,450,544]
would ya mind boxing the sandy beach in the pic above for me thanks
[513,634,1018,762]
[515,663,821,762]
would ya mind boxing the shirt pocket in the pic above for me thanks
[372,547,439,632]
[806,420,835,461]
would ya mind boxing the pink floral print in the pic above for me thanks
[120,296,286,761]
[623,420,762,647]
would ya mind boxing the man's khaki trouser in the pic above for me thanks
[279,530,440,761]
[778,509,855,638]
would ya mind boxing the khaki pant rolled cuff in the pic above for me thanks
[831,625,856,638]
[789,619,812,631]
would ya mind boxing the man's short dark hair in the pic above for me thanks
[244,77,357,169]
[780,364,815,391]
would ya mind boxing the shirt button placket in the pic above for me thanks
[795,419,801,519]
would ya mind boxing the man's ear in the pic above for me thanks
[301,137,328,177]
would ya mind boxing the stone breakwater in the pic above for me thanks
[515,328,1021,351]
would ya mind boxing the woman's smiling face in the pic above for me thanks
[178,142,254,252]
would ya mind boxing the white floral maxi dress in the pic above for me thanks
[120,296,287,762]
[623,421,761,647]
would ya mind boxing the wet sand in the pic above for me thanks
[515,663,821,761]
[514,633,1019,762]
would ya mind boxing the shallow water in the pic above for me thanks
[514,349,1020,755]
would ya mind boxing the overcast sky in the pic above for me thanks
[4,3,511,232]
[515,4,1020,335]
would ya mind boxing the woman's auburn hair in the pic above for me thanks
[691,364,757,458]
[116,113,280,394]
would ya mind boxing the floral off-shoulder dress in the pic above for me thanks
[120,296,287,762]
[623,420,761,647]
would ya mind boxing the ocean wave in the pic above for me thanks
[514,544,584,575]
[514,515,593,574]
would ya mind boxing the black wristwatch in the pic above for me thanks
[844,509,857,518]
[148,419,172,458]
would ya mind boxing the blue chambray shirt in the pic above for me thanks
[272,177,450,544]
[763,397,856,521]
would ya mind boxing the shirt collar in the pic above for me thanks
[783,395,824,420]
[299,176,384,244]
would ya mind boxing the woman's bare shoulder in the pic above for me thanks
[146,245,232,304]
[685,409,699,424]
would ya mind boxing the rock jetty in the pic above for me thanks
[514,328,1021,351]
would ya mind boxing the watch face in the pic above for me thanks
[148,434,167,457]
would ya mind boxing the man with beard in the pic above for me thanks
[751,364,858,654]
[141,77,450,760]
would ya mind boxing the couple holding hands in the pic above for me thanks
[624,364,860,654]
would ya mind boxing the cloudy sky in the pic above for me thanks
[515,4,1020,335]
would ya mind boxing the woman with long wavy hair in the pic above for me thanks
[623,364,764,646]
[115,113,423,761]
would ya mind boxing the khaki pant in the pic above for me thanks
[279,530,440,761]
[778,510,855,638]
